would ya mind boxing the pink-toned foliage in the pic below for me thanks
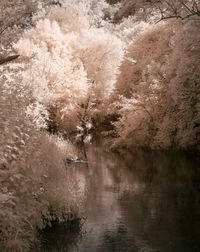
[15,2,124,134]
[112,19,200,151]
[0,46,84,252]
[1,0,200,251]
[0,1,124,250]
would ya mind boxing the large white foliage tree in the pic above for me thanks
[15,1,124,132]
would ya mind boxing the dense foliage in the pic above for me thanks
[114,19,200,151]
[0,0,199,251]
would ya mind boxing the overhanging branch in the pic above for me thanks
[0,55,20,65]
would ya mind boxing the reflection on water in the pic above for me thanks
[39,148,200,252]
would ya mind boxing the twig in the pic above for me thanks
[156,11,200,23]
[0,55,20,65]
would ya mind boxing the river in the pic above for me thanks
[39,147,200,252]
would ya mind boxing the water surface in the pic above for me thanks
[40,149,200,252]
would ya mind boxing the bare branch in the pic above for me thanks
[182,2,194,14]
[0,55,20,65]
[155,0,200,23]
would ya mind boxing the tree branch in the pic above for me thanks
[156,0,200,23]
[156,10,200,23]
[0,55,20,65]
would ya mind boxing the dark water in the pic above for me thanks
[40,149,200,252]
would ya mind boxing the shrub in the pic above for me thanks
[0,53,83,252]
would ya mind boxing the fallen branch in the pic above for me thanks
[65,157,88,165]
[0,55,20,65]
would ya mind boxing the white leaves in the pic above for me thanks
[26,102,49,129]
[76,125,84,132]
[2,187,8,193]
[12,133,19,139]
[125,57,137,64]
[20,140,25,145]
[86,121,93,130]
[83,134,92,144]
[39,187,44,192]
[15,0,125,132]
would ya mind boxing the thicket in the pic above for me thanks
[113,19,200,151]
[0,0,199,251]
[0,62,84,251]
